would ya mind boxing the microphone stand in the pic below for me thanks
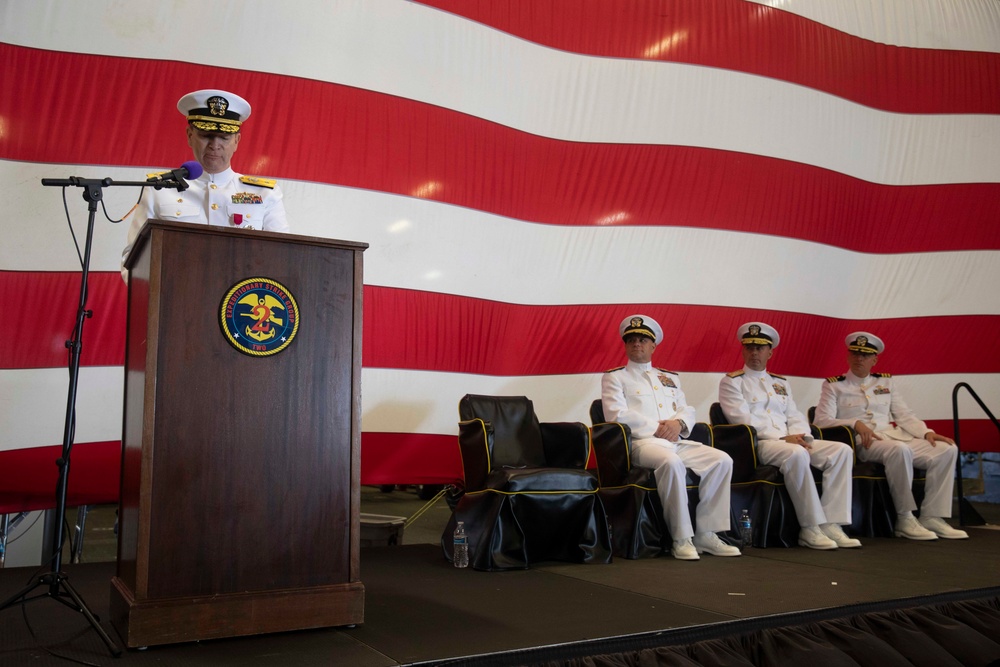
[0,175,185,657]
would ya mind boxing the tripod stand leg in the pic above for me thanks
[0,572,122,657]
[72,505,90,564]
[0,576,48,611]
[57,574,122,657]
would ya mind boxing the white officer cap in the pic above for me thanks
[846,331,884,354]
[737,322,779,348]
[619,315,662,343]
[177,89,251,134]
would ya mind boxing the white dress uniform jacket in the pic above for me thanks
[121,167,289,276]
[814,372,927,441]
[602,361,733,540]
[719,367,853,527]
[717,368,811,441]
[814,371,957,518]
[602,362,696,441]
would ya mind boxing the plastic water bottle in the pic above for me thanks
[738,509,752,549]
[453,521,469,568]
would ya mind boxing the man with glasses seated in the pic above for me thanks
[602,315,740,561]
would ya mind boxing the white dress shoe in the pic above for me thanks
[894,515,938,540]
[798,525,838,550]
[693,532,742,557]
[919,516,969,540]
[671,537,700,560]
[821,523,862,548]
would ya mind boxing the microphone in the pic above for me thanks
[146,160,204,184]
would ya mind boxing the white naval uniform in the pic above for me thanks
[718,367,853,527]
[121,167,289,277]
[601,361,733,540]
[814,371,957,518]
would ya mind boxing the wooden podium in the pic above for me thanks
[112,220,367,647]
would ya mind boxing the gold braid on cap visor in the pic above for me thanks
[623,328,655,340]
[741,337,773,345]
[188,114,242,133]
[848,344,878,354]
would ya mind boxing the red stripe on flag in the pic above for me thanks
[5,421,995,506]
[360,432,465,486]
[2,271,127,369]
[363,288,1000,378]
[925,420,1000,453]
[0,441,121,513]
[6,272,999,377]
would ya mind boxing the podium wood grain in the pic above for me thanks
[113,221,367,646]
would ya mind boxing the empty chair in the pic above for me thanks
[442,394,613,571]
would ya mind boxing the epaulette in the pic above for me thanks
[726,370,745,378]
[769,372,787,380]
[872,372,891,378]
[654,367,678,375]
[604,366,625,373]
[826,375,846,383]
[239,175,277,189]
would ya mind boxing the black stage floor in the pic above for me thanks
[2,517,999,666]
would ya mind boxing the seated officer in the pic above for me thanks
[813,332,967,540]
[718,322,859,550]
[601,315,740,560]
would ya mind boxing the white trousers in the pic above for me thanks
[857,437,958,518]
[757,439,853,527]
[630,438,733,540]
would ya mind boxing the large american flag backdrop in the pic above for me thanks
[2,0,999,510]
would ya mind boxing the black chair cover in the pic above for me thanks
[441,394,613,571]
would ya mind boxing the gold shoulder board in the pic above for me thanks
[769,372,787,380]
[726,370,745,378]
[654,367,678,375]
[827,375,845,383]
[240,175,277,189]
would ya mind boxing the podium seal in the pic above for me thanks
[220,277,300,356]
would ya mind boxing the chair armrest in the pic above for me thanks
[813,424,855,446]
[539,421,591,469]
[590,422,632,487]
[813,424,858,461]
[707,423,760,484]
[688,422,711,446]
[709,402,730,426]
[458,418,493,491]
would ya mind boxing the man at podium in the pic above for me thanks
[121,88,290,277]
